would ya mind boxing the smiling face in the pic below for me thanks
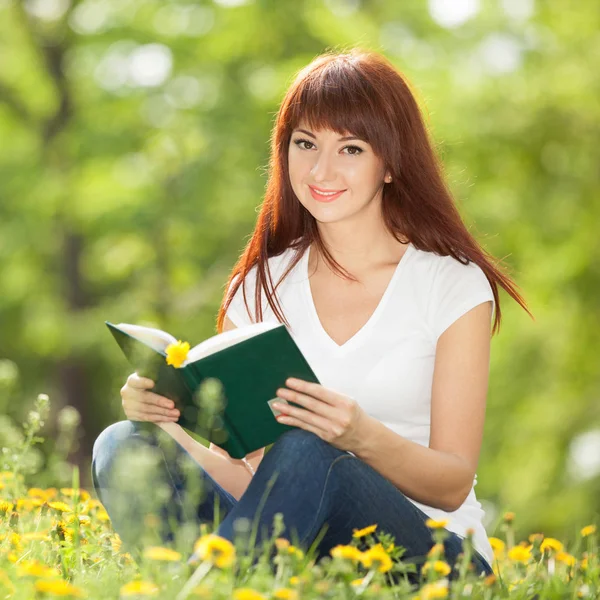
[287,121,391,225]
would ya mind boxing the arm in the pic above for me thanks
[353,301,493,512]
[158,315,265,500]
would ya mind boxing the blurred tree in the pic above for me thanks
[0,0,598,546]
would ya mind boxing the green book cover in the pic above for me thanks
[105,321,320,459]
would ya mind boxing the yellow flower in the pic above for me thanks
[47,501,72,513]
[581,525,597,537]
[111,533,122,553]
[425,519,449,529]
[34,579,86,597]
[275,538,290,551]
[60,488,90,502]
[288,576,299,586]
[286,546,304,559]
[96,509,110,522]
[352,524,377,538]
[428,543,445,557]
[503,512,515,523]
[488,537,505,556]
[17,560,61,578]
[193,534,236,568]
[0,501,14,514]
[330,544,363,562]
[422,560,451,576]
[418,580,449,599]
[350,578,364,586]
[360,544,393,573]
[143,546,182,561]
[28,488,49,500]
[540,538,563,553]
[273,589,298,599]
[165,340,190,368]
[232,589,266,600]
[508,545,533,563]
[556,551,577,566]
[120,580,159,596]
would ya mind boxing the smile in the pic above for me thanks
[309,186,346,203]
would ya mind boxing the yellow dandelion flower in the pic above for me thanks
[273,589,297,600]
[288,576,299,586]
[232,589,266,600]
[425,518,449,529]
[428,543,445,557]
[120,580,159,596]
[540,538,563,553]
[508,545,532,563]
[360,544,393,573]
[488,537,505,556]
[165,340,190,368]
[34,579,86,597]
[581,525,597,537]
[0,501,14,514]
[503,512,515,523]
[352,524,377,538]
[484,574,496,586]
[422,560,451,576]
[275,538,290,551]
[143,546,182,561]
[17,560,60,578]
[556,551,577,566]
[418,580,449,599]
[47,501,72,513]
[286,546,303,559]
[580,557,588,570]
[111,534,122,553]
[528,533,544,544]
[28,488,49,500]
[350,578,364,586]
[193,534,235,568]
[330,544,363,562]
[87,499,104,510]
[22,531,51,542]
[96,509,110,522]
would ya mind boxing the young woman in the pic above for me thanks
[92,48,531,580]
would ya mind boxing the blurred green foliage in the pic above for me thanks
[0,0,598,549]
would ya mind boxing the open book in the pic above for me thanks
[106,321,319,459]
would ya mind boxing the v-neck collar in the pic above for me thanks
[302,242,415,356]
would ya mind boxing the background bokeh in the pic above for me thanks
[0,0,598,549]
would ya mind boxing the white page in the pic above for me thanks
[114,323,177,353]
[185,321,283,365]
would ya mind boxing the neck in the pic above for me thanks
[312,202,407,272]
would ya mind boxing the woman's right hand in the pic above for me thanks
[120,372,181,423]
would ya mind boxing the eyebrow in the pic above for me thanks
[292,128,362,142]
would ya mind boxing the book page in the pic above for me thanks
[185,321,283,365]
[114,323,178,353]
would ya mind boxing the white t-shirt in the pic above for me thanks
[225,241,495,566]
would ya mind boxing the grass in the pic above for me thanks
[0,392,597,599]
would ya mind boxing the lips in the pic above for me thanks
[309,186,346,203]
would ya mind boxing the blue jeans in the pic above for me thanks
[91,421,493,580]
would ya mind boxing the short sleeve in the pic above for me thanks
[428,256,495,341]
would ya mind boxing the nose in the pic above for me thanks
[310,150,337,183]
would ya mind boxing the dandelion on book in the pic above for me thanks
[165,340,190,368]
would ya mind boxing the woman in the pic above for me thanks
[92,48,532,580]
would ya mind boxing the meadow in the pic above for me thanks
[0,392,597,599]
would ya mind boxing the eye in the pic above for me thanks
[292,138,364,156]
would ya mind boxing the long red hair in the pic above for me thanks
[216,47,533,335]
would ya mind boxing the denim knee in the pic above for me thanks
[91,420,156,489]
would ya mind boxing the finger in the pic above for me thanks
[143,391,177,410]
[284,378,337,405]
[128,410,179,423]
[130,400,180,420]
[276,416,325,438]
[129,375,155,390]
[275,404,331,433]
[274,389,336,420]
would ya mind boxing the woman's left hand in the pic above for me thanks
[271,378,368,453]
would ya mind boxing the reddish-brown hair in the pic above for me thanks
[216,47,532,335]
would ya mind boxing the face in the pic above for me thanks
[287,121,390,224]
